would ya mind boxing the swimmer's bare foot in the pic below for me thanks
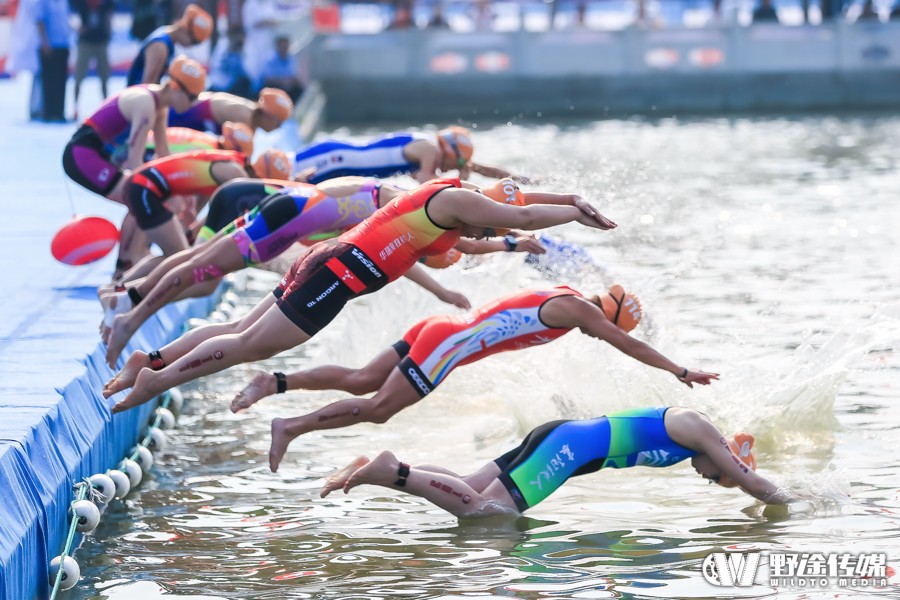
[97,282,117,299]
[105,315,136,368]
[343,450,399,494]
[320,456,370,498]
[269,418,296,473]
[98,287,118,308]
[99,292,132,348]
[103,351,149,398]
[231,371,277,413]
[111,260,132,283]
[110,367,160,414]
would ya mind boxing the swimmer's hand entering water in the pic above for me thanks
[677,369,720,388]
[511,233,546,255]
[574,204,616,230]
[440,289,471,310]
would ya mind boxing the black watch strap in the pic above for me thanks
[394,462,410,487]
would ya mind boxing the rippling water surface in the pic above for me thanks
[76,116,900,599]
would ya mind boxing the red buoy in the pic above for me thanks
[50,216,119,266]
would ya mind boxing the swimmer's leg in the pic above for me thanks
[140,214,191,258]
[116,244,201,294]
[111,300,311,413]
[103,349,151,398]
[232,344,401,413]
[104,293,278,395]
[104,175,128,205]
[116,254,166,286]
[320,456,370,497]
[111,238,222,308]
[414,461,503,494]
[114,215,151,280]
[333,451,517,518]
[105,237,244,367]
[267,368,421,472]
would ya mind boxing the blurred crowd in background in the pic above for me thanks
[3,0,898,122]
[3,0,307,122]
[379,0,900,31]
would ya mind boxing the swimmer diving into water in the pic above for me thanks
[104,177,616,413]
[232,284,718,472]
[321,407,792,517]
[99,177,558,365]
[293,126,531,185]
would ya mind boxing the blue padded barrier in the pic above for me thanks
[0,289,222,600]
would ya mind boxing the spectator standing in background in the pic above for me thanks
[260,36,304,102]
[194,0,223,53]
[8,0,42,119]
[572,2,588,29]
[209,28,253,98]
[891,1,900,19]
[73,0,113,120]
[427,3,449,28]
[472,0,493,31]
[131,0,173,42]
[387,0,416,30]
[752,0,780,22]
[242,0,279,89]
[856,0,881,20]
[34,0,72,122]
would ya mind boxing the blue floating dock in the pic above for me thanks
[0,74,225,598]
[0,66,322,597]
[0,256,222,600]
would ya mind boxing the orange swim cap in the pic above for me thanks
[728,433,757,472]
[598,284,642,332]
[252,149,292,180]
[167,55,207,98]
[221,121,254,155]
[481,178,525,206]
[182,4,214,44]
[258,88,294,122]
[421,248,463,269]
[438,126,474,165]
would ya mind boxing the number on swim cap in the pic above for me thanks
[181,63,203,79]
[501,180,518,204]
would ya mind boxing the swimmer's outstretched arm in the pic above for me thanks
[522,192,609,226]
[403,264,471,309]
[453,234,546,256]
[433,188,616,232]
[522,191,587,208]
[542,297,719,387]
[469,162,534,185]
[320,451,518,518]
[673,416,792,504]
